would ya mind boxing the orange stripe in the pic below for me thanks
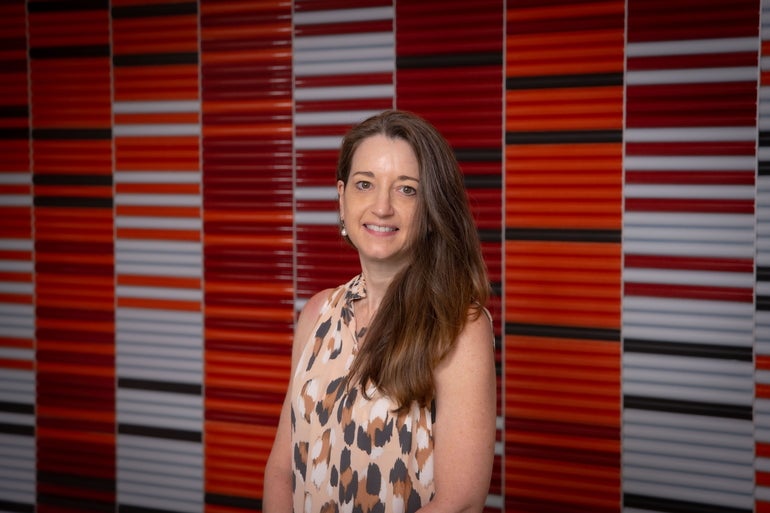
[118,296,201,312]
[117,205,200,217]
[116,183,200,194]
[204,328,291,345]
[204,234,291,247]
[114,112,200,125]
[205,281,292,296]
[206,305,294,322]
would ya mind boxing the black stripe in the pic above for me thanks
[759,160,770,176]
[0,128,30,139]
[455,148,502,162]
[507,129,622,144]
[118,378,202,396]
[205,493,262,511]
[37,494,113,513]
[38,471,115,492]
[0,57,27,72]
[118,423,202,442]
[397,52,502,69]
[32,128,111,140]
[34,174,112,186]
[478,228,502,243]
[0,500,34,513]
[0,423,35,436]
[506,227,621,243]
[759,130,770,146]
[624,493,751,513]
[120,505,191,513]
[756,295,770,311]
[506,322,620,342]
[0,105,29,118]
[0,401,34,415]
[113,52,197,67]
[28,0,108,12]
[507,72,624,90]
[757,265,770,281]
[624,338,753,361]
[464,174,502,188]
[624,395,752,421]
[34,197,113,208]
[30,45,110,59]
[112,2,197,18]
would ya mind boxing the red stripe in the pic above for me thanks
[625,142,756,158]
[624,254,753,273]
[624,282,753,302]
[628,52,758,71]
[625,171,755,185]
[625,198,754,214]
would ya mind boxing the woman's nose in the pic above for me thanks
[372,189,394,216]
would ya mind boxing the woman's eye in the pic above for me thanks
[401,185,417,196]
[356,181,372,190]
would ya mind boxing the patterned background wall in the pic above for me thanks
[0,0,765,512]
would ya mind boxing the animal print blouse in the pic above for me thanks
[291,274,436,513]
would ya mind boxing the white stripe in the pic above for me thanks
[294,135,344,150]
[0,173,31,185]
[0,239,33,251]
[115,263,202,278]
[117,365,201,384]
[115,194,201,206]
[624,184,754,199]
[113,100,200,114]
[0,282,34,294]
[623,240,753,258]
[626,67,757,85]
[117,319,202,336]
[624,127,756,142]
[0,347,34,361]
[117,285,202,301]
[116,250,201,265]
[0,196,32,206]
[293,6,393,25]
[115,172,201,184]
[624,310,751,332]
[623,211,753,228]
[294,59,394,77]
[294,32,394,51]
[624,155,756,171]
[114,124,200,137]
[116,216,202,230]
[117,330,202,349]
[295,84,394,101]
[624,268,754,287]
[626,37,758,57]
[295,110,383,126]
[622,323,753,346]
[118,344,202,360]
[295,210,340,225]
[623,226,753,243]
[115,239,202,253]
[294,186,338,200]
[118,307,202,325]
[0,261,33,272]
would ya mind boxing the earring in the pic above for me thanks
[341,221,347,237]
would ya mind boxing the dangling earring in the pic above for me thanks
[341,221,347,237]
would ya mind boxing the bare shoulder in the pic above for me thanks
[293,288,334,352]
[436,307,495,377]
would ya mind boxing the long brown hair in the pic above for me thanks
[337,110,490,412]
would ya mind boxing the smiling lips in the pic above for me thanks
[365,224,397,233]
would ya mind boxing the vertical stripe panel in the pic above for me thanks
[199,2,293,511]
[395,1,504,508]
[111,1,204,512]
[505,1,624,511]
[0,2,35,513]
[758,2,770,511]
[623,2,760,513]
[27,0,117,510]
[293,0,394,299]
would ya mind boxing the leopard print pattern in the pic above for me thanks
[291,274,435,513]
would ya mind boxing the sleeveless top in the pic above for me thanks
[291,274,435,513]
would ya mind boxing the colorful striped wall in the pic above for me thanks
[0,1,766,512]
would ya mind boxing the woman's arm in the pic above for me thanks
[421,310,497,513]
[262,289,332,511]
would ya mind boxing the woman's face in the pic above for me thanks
[338,134,421,271]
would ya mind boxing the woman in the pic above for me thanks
[263,110,496,512]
